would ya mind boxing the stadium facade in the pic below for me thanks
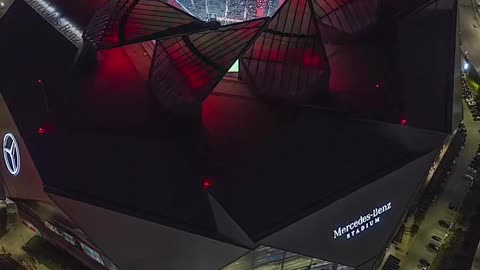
[0,0,462,269]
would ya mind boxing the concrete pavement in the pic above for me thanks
[0,0,14,19]
[459,0,480,73]
[0,220,49,270]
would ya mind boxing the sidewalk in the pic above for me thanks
[460,0,480,73]
[0,221,49,270]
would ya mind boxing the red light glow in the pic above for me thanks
[400,119,407,126]
[375,83,380,88]
[303,54,322,67]
[256,0,267,17]
[37,79,43,84]
[37,128,46,134]
[203,179,212,189]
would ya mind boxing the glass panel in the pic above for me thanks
[221,246,354,270]
[63,232,77,246]
[228,60,240,72]
[80,243,105,266]
[310,258,335,270]
[282,252,311,270]
[336,265,355,270]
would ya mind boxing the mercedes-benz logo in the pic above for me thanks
[3,133,20,176]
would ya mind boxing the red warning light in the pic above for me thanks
[37,79,43,84]
[203,179,212,189]
[375,83,380,88]
[400,119,407,126]
[37,127,46,134]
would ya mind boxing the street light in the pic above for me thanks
[464,63,470,71]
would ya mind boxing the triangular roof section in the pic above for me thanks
[84,0,211,49]
[239,0,330,100]
[208,194,255,248]
[48,193,249,270]
[149,18,268,107]
[311,0,380,35]
[260,149,439,267]
[382,0,438,17]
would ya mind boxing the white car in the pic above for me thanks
[465,174,475,181]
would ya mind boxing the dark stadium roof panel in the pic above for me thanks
[312,0,380,35]
[240,0,330,100]
[207,112,447,241]
[149,18,268,106]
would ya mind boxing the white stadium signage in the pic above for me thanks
[333,202,392,240]
[3,133,21,176]
[23,0,83,48]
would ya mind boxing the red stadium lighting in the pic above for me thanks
[400,119,407,126]
[203,179,212,189]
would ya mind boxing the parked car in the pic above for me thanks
[439,220,450,229]
[432,235,442,242]
[418,265,427,270]
[467,167,478,173]
[465,174,475,181]
[427,243,439,252]
[419,258,430,267]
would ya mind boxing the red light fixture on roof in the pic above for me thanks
[203,179,212,190]
[400,119,407,126]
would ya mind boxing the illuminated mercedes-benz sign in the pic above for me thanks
[333,202,392,240]
[3,133,20,176]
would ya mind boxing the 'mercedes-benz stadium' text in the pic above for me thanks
[333,202,392,240]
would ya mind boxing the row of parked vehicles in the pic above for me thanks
[386,131,466,270]
[462,73,480,120]
[418,221,450,269]
[464,145,480,187]
[415,132,467,269]
[417,133,466,215]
